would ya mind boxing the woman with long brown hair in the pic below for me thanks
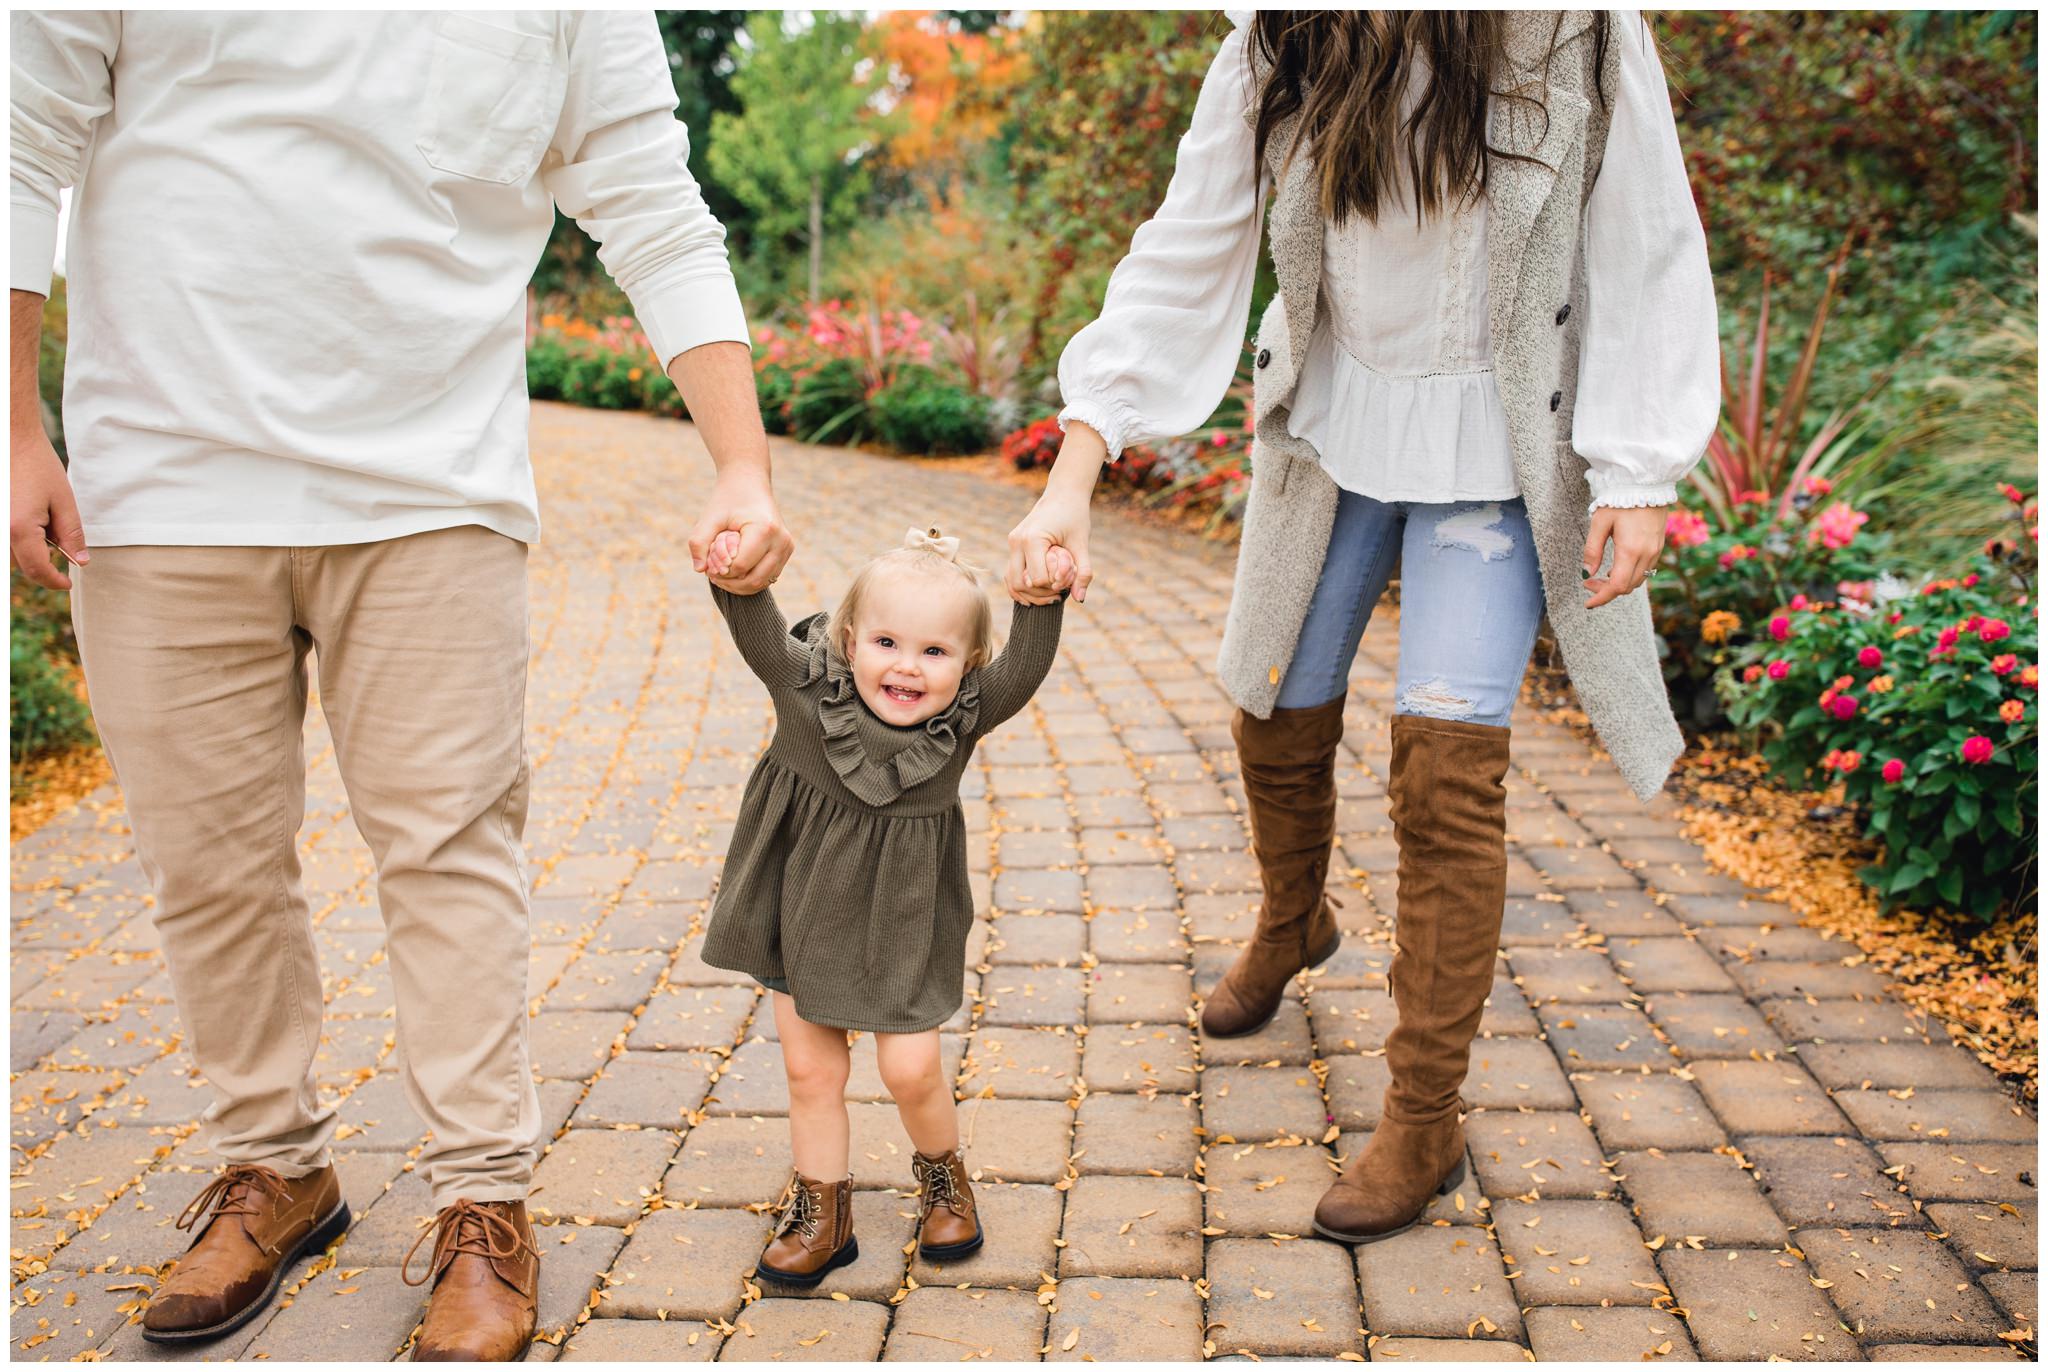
[1007,10,1716,1242]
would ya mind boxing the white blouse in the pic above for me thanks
[1057,13,1719,511]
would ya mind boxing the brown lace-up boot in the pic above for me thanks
[142,1163,350,1344]
[1200,698,1348,1037]
[910,1149,982,1259]
[757,1172,857,1286]
[405,1199,540,1361]
[1314,716,1511,1243]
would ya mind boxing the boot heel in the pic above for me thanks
[1436,1157,1468,1196]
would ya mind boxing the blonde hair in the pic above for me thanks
[830,537,996,670]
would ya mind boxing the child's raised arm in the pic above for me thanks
[710,584,811,689]
[974,595,1066,731]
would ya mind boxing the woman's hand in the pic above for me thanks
[1582,505,1668,608]
[1007,426,1108,605]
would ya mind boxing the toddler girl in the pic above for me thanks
[699,526,1069,1285]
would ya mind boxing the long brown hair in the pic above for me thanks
[1249,11,1611,227]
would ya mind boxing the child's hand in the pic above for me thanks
[1045,544,1077,594]
[708,530,741,580]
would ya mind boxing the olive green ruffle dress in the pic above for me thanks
[699,586,1064,1033]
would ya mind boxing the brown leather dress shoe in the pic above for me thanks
[405,1198,540,1362]
[142,1163,350,1344]
[1201,699,1348,1038]
[757,1172,857,1287]
[910,1149,982,1259]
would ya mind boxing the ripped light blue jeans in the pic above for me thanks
[1275,493,1546,724]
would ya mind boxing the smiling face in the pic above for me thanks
[844,567,983,726]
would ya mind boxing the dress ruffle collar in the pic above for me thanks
[792,611,981,806]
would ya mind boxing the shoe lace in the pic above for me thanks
[175,1164,291,1234]
[400,1199,538,1287]
[912,1154,960,1217]
[776,1177,822,1241]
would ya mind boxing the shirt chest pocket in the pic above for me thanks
[414,12,561,185]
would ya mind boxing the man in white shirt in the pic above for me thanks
[9,11,789,1358]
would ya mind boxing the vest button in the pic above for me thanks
[1255,348,1272,369]
[1555,303,1571,325]
[1549,391,1563,412]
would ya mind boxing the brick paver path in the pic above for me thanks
[12,403,2036,1362]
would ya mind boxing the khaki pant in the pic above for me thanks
[72,525,541,1207]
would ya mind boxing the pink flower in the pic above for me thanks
[1999,482,2026,504]
[1934,625,1962,656]
[1211,432,1229,447]
[1790,594,1811,611]
[1837,579,1876,603]
[1766,660,1790,680]
[1769,616,1792,641]
[1828,694,1859,720]
[1738,489,1771,506]
[1991,654,2019,675]
[1960,735,1995,764]
[1809,501,1871,551]
[1803,475,1834,497]
[1719,544,1756,570]
[1881,758,1906,784]
[1963,573,1981,588]
[1857,647,1883,669]
[1979,619,2012,643]
[1666,509,1712,547]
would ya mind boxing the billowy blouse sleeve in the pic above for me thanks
[1571,12,1721,510]
[1055,22,1265,462]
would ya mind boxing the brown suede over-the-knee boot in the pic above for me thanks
[1200,698,1348,1038]
[1314,714,1511,1243]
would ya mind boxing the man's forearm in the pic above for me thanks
[12,290,48,441]
[665,340,770,482]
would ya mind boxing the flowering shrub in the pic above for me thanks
[752,299,973,449]
[525,312,683,417]
[1721,485,2039,918]
[999,410,1254,535]
[1654,478,1890,726]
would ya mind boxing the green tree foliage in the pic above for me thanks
[708,12,894,304]
[1001,10,1236,375]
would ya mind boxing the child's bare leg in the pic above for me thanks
[774,992,853,1178]
[875,1029,958,1154]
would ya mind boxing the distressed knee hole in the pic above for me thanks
[1399,677,1476,720]
[1431,503,1515,562]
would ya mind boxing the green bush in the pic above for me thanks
[526,337,569,401]
[1654,486,1891,729]
[1719,487,2039,918]
[870,370,992,455]
[787,358,872,444]
[756,363,797,435]
[10,605,92,767]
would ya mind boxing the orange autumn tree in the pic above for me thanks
[872,11,1027,173]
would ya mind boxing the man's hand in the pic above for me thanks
[1582,505,1667,609]
[10,287,85,590]
[688,470,792,594]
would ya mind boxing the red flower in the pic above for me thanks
[1665,509,1711,547]
[2020,665,2040,691]
[1933,625,1961,656]
[1999,699,2026,724]
[1991,653,2019,675]
[1766,660,1790,680]
[1828,694,1859,720]
[1978,619,2012,643]
[1718,544,1756,570]
[1790,594,1810,611]
[1857,646,1883,669]
[1769,615,1792,641]
[1742,664,1765,683]
[1881,758,1906,784]
[1803,475,1834,496]
[1963,573,1981,588]
[1999,481,2026,504]
[1960,735,1995,764]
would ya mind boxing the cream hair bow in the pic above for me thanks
[903,526,961,560]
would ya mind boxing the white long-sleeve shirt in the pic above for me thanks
[10,9,751,547]
[1057,15,1719,510]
